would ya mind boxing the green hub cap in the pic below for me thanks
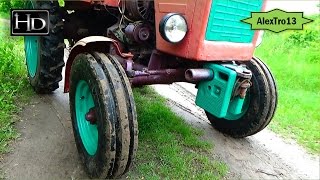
[75,80,98,156]
[24,36,39,78]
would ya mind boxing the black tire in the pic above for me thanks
[69,52,138,178]
[206,57,278,137]
[24,0,65,93]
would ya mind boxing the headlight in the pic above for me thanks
[256,30,264,47]
[159,13,188,43]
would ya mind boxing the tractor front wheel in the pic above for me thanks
[69,52,138,178]
[206,57,277,137]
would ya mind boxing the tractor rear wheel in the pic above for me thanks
[69,52,138,178]
[206,57,277,137]
[24,0,65,93]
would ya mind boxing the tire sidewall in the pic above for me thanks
[69,53,109,177]
[69,53,138,178]
[236,60,270,127]
[207,59,272,137]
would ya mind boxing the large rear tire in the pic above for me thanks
[206,57,278,137]
[24,0,65,93]
[69,52,138,178]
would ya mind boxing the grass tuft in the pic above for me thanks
[0,21,32,153]
[130,87,227,179]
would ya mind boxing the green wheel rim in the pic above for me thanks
[24,36,39,78]
[24,0,38,78]
[75,80,98,156]
[224,93,250,120]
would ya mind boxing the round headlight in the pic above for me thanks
[159,13,188,43]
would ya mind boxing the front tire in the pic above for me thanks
[24,0,65,93]
[206,57,278,137]
[69,52,138,178]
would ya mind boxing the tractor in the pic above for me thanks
[23,0,277,178]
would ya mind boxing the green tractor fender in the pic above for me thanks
[64,36,132,93]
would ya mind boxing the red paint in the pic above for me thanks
[101,0,118,7]
[158,3,187,13]
[85,0,118,7]
[154,0,267,61]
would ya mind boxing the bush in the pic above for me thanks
[0,23,29,153]
[0,0,25,13]
[285,16,319,48]
[286,29,319,47]
[283,16,320,63]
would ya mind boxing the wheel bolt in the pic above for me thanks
[85,108,96,124]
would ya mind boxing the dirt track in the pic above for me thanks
[0,81,319,179]
[0,85,88,179]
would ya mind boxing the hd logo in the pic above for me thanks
[11,10,49,36]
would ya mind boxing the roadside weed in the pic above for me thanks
[0,21,31,153]
[130,87,227,179]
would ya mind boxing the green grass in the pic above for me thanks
[255,15,320,153]
[129,87,227,179]
[0,12,9,19]
[0,20,32,153]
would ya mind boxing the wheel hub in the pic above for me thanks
[85,108,97,124]
[24,36,39,78]
[75,80,98,156]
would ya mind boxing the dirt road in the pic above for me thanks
[0,81,319,179]
[0,85,88,179]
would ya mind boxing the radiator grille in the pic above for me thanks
[205,0,263,43]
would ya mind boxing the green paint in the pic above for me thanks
[205,0,263,43]
[196,64,237,119]
[196,64,249,120]
[24,36,39,78]
[75,80,98,156]
[24,0,38,78]
[224,94,250,120]
[241,9,313,33]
